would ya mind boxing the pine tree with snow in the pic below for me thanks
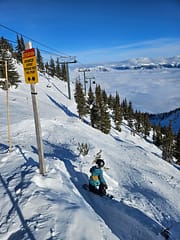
[90,103,99,128]
[100,103,111,134]
[87,85,95,121]
[101,89,108,105]
[142,113,151,139]
[121,98,128,119]
[127,102,134,131]
[0,37,14,56]
[92,85,102,129]
[162,122,174,162]
[74,80,88,119]
[108,93,114,110]
[153,124,163,147]
[95,85,111,134]
[0,37,20,89]
[112,92,122,131]
[134,111,143,134]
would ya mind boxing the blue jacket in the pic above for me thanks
[89,166,106,187]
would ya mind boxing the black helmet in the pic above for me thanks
[96,159,105,168]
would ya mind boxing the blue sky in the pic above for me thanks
[0,0,180,63]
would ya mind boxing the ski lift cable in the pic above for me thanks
[0,23,90,67]
[0,23,72,59]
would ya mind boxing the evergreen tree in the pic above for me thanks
[91,103,99,128]
[36,48,44,72]
[108,93,114,110]
[87,85,96,126]
[134,111,143,134]
[153,124,163,147]
[74,80,87,119]
[112,92,122,131]
[87,85,95,112]
[121,98,128,119]
[0,37,20,89]
[93,85,102,129]
[174,129,180,165]
[45,62,49,74]
[15,34,25,62]
[127,101,134,130]
[20,35,25,51]
[0,37,14,55]
[94,85,111,134]
[162,122,174,162]
[127,101,134,120]
[100,102,111,134]
[55,58,62,79]
[61,63,67,81]
[101,89,108,105]
[48,57,56,77]
[15,35,22,62]
[142,113,151,139]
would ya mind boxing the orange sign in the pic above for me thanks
[22,48,38,84]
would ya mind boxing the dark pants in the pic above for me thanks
[89,183,106,196]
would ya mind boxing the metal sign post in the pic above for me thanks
[22,42,46,175]
[65,63,71,99]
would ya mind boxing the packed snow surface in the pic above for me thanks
[0,64,180,240]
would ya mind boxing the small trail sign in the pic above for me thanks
[22,48,38,84]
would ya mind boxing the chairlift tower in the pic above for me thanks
[85,76,95,89]
[78,68,90,95]
[59,56,77,100]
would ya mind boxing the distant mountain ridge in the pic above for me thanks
[149,108,180,134]
[112,55,180,71]
[77,55,180,72]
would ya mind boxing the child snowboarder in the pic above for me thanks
[89,158,108,196]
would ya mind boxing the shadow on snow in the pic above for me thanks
[47,94,78,118]
[42,140,168,240]
[0,145,39,240]
[0,174,36,240]
[0,142,9,153]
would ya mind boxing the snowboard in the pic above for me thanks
[82,184,114,199]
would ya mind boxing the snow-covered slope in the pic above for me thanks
[0,64,180,240]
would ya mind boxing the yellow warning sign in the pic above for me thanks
[22,48,38,84]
